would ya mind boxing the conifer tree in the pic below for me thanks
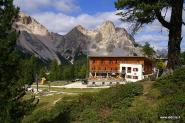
[142,42,156,58]
[115,0,184,71]
[0,0,37,122]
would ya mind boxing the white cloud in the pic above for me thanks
[135,34,169,50]
[144,21,167,33]
[14,0,80,14]
[31,11,123,34]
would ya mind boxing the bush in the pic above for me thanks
[157,93,185,122]
[95,83,143,109]
[147,88,161,100]
[154,68,185,96]
[117,110,157,123]
[154,68,185,122]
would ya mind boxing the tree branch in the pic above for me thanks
[183,21,185,26]
[154,10,171,29]
[116,8,135,17]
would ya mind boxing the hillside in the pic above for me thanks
[22,68,185,123]
[13,12,143,64]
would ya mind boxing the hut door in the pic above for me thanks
[121,67,126,78]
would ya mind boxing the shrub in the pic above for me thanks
[157,93,185,122]
[154,68,185,122]
[154,68,185,96]
[96,83,143,109]
[118,110,157,123]
[147,88,161,100]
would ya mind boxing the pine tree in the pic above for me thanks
[115,0,184,71]
[0,0,37,122]
[19,56,39,85]
[49,60,61,81]
[142,42,156,58]
[181,51,185,65]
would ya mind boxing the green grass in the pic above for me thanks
[32,81,71,86]
[22,93,76,123]
[35,86,102,93]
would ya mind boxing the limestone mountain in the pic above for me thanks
[13,12,63,64]
[13,12,143,64]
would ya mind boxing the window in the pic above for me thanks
[104,67,106,70]
[102,82,105,85]
[92,82,95,85]
[133,68,138,72]
[122,67,126,71]
[115,60,118,63]
[110,82,112,85]
[133,76,138,79]
[126,75,132,78]
[127,67,131,73]
[122,67,126,72]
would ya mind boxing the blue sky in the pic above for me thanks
[74,0,116,15]
[14,0,185,51]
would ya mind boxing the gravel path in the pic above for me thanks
[32,82,110,89]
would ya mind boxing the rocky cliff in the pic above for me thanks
[13,12,143,64]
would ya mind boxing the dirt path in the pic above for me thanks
[141,81,155,95]
[129,81,156,111]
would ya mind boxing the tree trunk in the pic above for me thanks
[167,0,183,71]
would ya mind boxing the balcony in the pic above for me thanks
[90,70,120,73]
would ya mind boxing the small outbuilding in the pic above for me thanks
[40,77,47,85]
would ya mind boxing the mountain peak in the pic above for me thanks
[16,12,32,25]
[103,20,115,25]
[14,12,49,36]
[75,25,86,32]
[99,20,116,33]
[76,25,84,29]
[100,20,115,29]
[98,20,116,38]
[18,12,28,17]
[68,25,87,35]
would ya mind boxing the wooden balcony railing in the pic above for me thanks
[90,70,120,73]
